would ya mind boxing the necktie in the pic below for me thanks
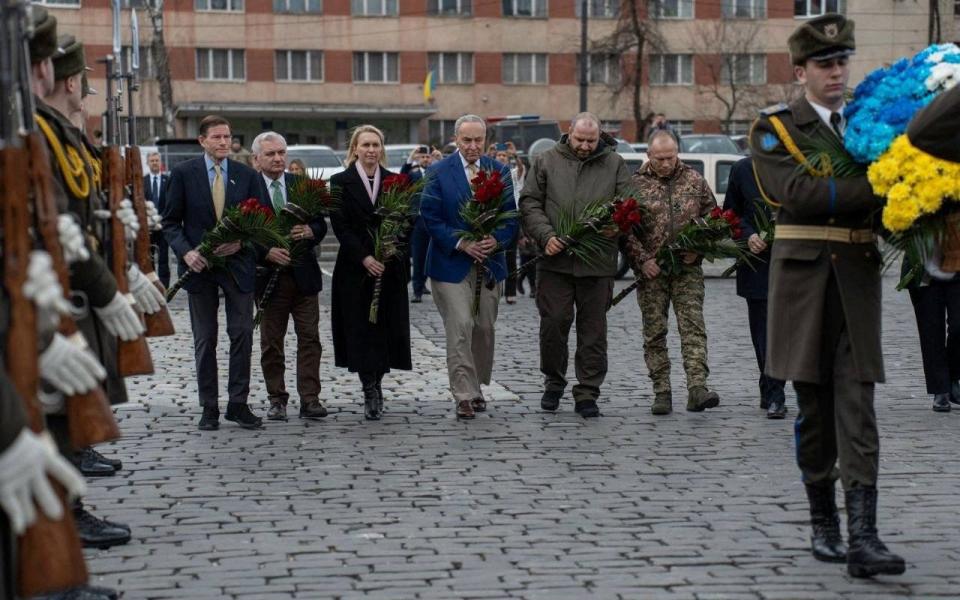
[270,179,284,212]
[212,162,225,220]
[467,162,479,183]
[830,112,844,140]
[152,176,159,203]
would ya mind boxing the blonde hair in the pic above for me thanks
[347,124,387,167]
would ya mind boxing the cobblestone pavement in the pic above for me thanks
[82,267,960,600]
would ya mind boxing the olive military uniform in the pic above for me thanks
[907,86,960,163]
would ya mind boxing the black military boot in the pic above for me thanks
[361,374,381,420]
[845,486,906,578]
[74,447,118,477]
[74,506,132,549]
[804,483,846,563]
[32,584,120,600]
[375,373,385,413]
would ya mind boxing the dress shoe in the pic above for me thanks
[411,295,422,303]
[422,289,431,295]
[540,390,562,411]
[574,399,600,418]
[686,386,720,412]
[75,447,118,477]
[651,392,673,415]
[198,406,220,431]
[932,393,951,412]
[505,296,516,304]
[471,397,487,412]
[766,393,787,419]
[805,483,847,563]
[225,403,264,429]
[74,507,131,549]
[845,487,906,578]
[299,399,327,420]
[33,584,120,600]
[951,380,960,404]
[456,399,476,419]
[87,447,122,470]
[267,401,288,421]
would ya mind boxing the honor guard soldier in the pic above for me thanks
[750,14,906,578]
[907,86,960,163]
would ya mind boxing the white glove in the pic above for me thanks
[127,264,165,315]
[38,389,65,414]
[116,199,140,242]
[23,251,71,317]
[39,332,106,396]
[93,291,144,341]
[145,201,163,232]
[0,430,86,535]
[57,214,90,264]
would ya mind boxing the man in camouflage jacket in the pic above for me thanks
[625,130,720,415]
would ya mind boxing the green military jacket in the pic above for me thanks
[750,96,885,384]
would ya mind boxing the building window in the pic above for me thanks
[351,0,397,15]
[722,0,764,18]
[195,0,244,11]
[577,53,620,85]
[276,50,323,82]
[121,0,152,8]
[428,52,474,84]
[721,54,766,85]
[35,0,80,6]
[120,46,156,79]
[675,120,695,135]
[649,0,693,19]
[722,120,752,135]
[353,52,399,83]
[196,48,245,81]
[502,53,548,84]
[574,0,619,18]
[429,120,457,146]
[273,0,322,13]
[794,0,843,17]
[502,0,547,18]
[649,54,693,85]
[427,0,472,15]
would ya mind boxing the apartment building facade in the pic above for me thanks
[43,0,956,147]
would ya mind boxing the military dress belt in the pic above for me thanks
[774,224,876,244]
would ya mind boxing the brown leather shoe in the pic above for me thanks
[299,399,327,420]
[266,402,287,421]
[471,398,487,413]
[456,399,475,419]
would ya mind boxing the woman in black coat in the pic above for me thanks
[330,125,412,420]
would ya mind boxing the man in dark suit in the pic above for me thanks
[401,146,435,302]
[162,115,266,431]
[723,157,787,418]
[143,151,171,288]
[421,115,518,419]
[751,15,904,577]
[251,132,328,421]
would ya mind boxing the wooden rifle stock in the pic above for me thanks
[3,145,89,596]
[125,146,174,337]
[26,132,121,447]
[104,146,154,376]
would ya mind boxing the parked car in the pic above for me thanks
[285,144,346,181]
[679,134,742,155]
[383,144,421,171]
[630,142,648,153]
[730,134,750,154]
[613,152,743,278]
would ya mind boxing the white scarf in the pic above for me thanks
[355,162,381,204]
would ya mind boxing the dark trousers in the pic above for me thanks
[151,231,170,289]
[260,272,322,405]
[410,217,430,296]
[517,253,537,294]
[187,276,254,409]
[793,273,879,490]
[536,270,613,401]
[746,298,786,401]
[504,248,518,297]
[1,512,12,600]
[908,279,960,394]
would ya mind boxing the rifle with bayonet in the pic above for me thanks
[1,0,89,594]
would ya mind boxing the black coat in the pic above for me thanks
[329,166,412,374]
[724,157,772,300]
[255,172,327,296]
[143,172,169,212]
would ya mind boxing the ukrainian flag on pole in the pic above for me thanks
[424,69,435,102]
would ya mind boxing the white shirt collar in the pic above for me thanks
[459,152,476,170]
[262,173,285,190]
[807,98,845,133]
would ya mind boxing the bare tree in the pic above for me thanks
[589,0,663,139]
[146,0,176,137]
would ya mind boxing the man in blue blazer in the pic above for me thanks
[143,151,171,288]
[162,115,266,431]
[251,131,328,422]
[420,115,518,419]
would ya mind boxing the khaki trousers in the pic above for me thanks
[259,272,322,405]
[431,265,501,403]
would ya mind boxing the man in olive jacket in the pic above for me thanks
[519,112,631,417]
[751,14,904,578]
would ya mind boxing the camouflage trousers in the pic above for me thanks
[636,266,709,394]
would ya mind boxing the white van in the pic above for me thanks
[286,144,346,181]
[618,152,744,207]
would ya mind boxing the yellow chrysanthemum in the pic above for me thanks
[876,135,960,232]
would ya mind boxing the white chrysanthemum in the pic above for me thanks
[925,62,960,91]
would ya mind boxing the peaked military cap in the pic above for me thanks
[53,34,91,81]
[789,13,856,65]
[81,72,97,97]
[29,6,60,64]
